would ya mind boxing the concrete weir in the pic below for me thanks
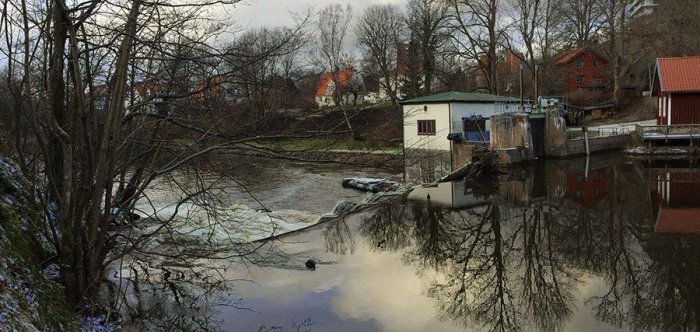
[455,110,632,166]
[404,110,631,183]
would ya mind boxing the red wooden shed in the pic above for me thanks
[654,56,700,125]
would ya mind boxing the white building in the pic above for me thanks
[401,91,521,152]
[627,0,658,18]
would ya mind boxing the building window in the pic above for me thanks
[576,76,584,86]
[593,60,599,68]
[593,77,602,86]
[417,120,436,136]
[575,59,583,67]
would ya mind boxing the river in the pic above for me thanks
[121,154,700,331]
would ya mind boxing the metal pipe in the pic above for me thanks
[583,126,590,155]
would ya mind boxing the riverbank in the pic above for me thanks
[0,157,78,330]
[243,106,404,170]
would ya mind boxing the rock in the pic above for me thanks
[331,200,357,216]
[305,259,316,271]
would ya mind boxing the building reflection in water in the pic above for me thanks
[649,159,700,234]
[345,155,700,331]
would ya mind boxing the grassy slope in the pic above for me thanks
[267,106,403,152]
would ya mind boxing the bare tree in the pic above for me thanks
[537,0,565,94]
[406,0,449,95]
[558,0,605,47]
[601,0,630,108]
[505,0,564,96]
[355,4,406,108]
[314,3,358,138]
[446,0,506,94]
[225,25,309,121]
[0,0,312,313]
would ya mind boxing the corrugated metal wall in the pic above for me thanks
[671,93,700,124]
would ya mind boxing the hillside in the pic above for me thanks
[0,158,78,331]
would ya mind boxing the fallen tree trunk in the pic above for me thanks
[438,146,500,183]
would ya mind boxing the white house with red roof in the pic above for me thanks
[654,56,700,125]
[315,69,364,108]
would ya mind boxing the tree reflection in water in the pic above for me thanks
[359,204,412,251]
[324,217,356,255]
[346,161,700,331]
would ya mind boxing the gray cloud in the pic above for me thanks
[232,0,408,29]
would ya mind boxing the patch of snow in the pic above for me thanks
[626,146,690,155]
[81,315,120,332]
[3,194,17,205]
[47,202,59,224]
[43,264,60,281]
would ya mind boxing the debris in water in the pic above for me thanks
[331,200,357,216]
[305,260,316,271]
[341,177,401,193]
[439,146,500,183]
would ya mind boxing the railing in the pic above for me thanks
[636,124,700,137]
[567,126,630,139]
[592,126,631,137]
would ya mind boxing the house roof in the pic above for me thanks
[193,75,227,99]
[656,56,700,93]
[655,208,700,234]
[316,69,354,97]
[556,47,608,66]
[400,91,520,105]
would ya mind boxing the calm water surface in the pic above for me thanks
[216,154,700,331]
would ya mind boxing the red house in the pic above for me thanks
[556,48,608,92]
[654,56,700,125]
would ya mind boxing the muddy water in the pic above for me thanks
[212,154,700,331]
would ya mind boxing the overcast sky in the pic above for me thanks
[231,0,408,29]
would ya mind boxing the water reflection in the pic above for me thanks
[175,155,700,331]
[346,155,700,331]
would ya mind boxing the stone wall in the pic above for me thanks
[453,143,531,167]
[452,143,477,169]
[491,114,534,150]
[489,114,535,163]
[545,109,568,156]
[544,109,630,157]
[404,148,452,184]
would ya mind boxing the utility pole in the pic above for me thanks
[519,64,524,111]
[534,64,540,111]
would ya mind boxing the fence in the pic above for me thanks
[635,124,700,139]
[568,126,631,139]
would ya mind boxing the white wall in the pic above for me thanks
[403,103,451,151]
[407,181,489,208]
[403,101,502,151]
